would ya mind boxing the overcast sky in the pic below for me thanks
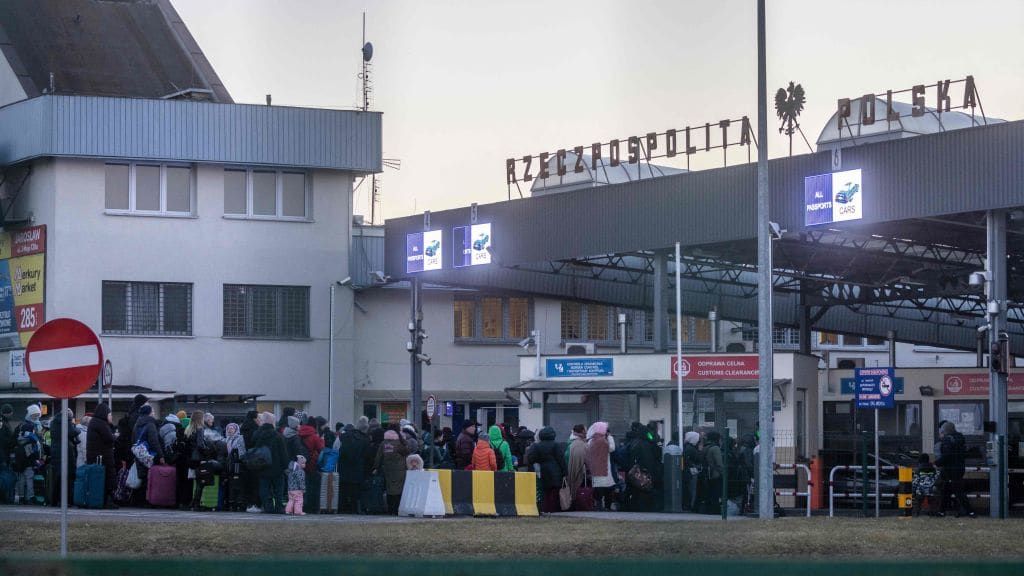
[173,0,1024,222]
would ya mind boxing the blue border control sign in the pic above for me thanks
[855,367,896,409]
[546,357,613,378]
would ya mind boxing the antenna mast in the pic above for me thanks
[360,13,381,224]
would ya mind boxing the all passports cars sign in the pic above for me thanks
[804,169,862,226]
[670,354,758,380]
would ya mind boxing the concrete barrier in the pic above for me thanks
[427,469,539,517]
[398,470,446,518]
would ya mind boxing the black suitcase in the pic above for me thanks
[359,474,387,515]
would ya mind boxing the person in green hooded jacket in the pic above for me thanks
[488,426,515,472]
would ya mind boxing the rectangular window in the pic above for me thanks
[587,304,609,340]
[223,168,310,220]
[104,163,193,215]
[223,284,310,339]
[844,335,865,347]
[818,332,840,345]
[508,298,529,340]
[693,318,711,342]
[101,281,192,336]
[481,297,503,339]
[104,164,129,210]
[561,302,582,340]
[453,299,476,339]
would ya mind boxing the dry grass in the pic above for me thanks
[1,516,1023,559]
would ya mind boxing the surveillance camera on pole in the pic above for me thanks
[416,353,432,366]
[518,336,533,349]
[969,271,990,287]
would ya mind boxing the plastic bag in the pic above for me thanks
[126,462,142,489]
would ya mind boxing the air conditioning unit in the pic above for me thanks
[564,342,595,355]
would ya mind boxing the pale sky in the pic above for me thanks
[173,0,1024,222]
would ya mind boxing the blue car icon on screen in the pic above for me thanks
[424,240,440,257]
[835,182,859,204]
[472,234,489,251]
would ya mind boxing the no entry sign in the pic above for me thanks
[25,318,104,399]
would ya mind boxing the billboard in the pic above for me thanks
[405,229,444,273]
[0,225,45,349]
[454,222,492,268]
[804,168,862,226]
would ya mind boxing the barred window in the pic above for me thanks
[481,297,503,339]
[223,285,309,339]
[561,302,582,340]
[508,298,530,340]
[453,300,476,339]
[454,295,532,342]
[102,281,192,336]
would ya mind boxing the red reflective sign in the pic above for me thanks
[25,318,103,399]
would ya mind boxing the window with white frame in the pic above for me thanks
[224,168,310,220]
[102,281,193,336]
[105,163,194,215]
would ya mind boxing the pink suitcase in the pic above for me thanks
[146,464,177,507]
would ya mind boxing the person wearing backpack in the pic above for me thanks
[702,431,724,514]
[912,453,940,516]
[14,404,43,504]
[936,421,976,518]
[115,394,148,468]
[488,425,514,472]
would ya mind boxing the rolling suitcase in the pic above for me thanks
[359,474,387,515]
[200,475,220,510]
[146,464,177,508]
[74,458,106,509]
[320,472,340,513]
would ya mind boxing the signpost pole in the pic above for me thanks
[60,397,68,557]
[675,242,683,451]
[874,409,880,518]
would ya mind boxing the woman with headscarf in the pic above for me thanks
[373,429,409,514]
[682,431,703,512]
[566,424,589,509]
[223,422,246,511]
[586,422,615,511]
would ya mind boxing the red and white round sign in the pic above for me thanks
[25,318,104,399]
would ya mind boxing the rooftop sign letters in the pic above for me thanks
[506,116,753,194]
[836,76,981,129]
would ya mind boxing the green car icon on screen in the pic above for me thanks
[425,240,440,257]
[835,182,859,204]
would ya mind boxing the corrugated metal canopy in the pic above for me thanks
[384,120,1024,354]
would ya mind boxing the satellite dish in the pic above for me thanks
[362,42,373,62]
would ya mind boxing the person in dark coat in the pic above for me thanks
[48,409,80,507]
[282,416,308,463]
[0,404,16,470]
[131,405,165,489]
[454,421,477,470]
[239,410,261,508]
[625,421,661,512]
[338,416,372,514]
[115,394,147,467]
[526,426,566,513]
[86,404,116,508]
[251,412,288,513]
[936,421,976,518]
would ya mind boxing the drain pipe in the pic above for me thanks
[709,308,719,353]
[618,313,628,354]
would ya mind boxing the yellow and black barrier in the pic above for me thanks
[898,465,913,517]
[430,469,538,517]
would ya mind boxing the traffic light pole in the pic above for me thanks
[987,209,1008,518]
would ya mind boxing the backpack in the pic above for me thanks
[913,470,937,497]
[243,446,272,472]
[493,440,506,470]
[15,431,41,471]
[318,448,339,473]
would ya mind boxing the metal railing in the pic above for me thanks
[773,463,811,517]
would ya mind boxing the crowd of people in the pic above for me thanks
[0,398,981,517]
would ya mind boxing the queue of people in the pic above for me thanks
[0,400,982,518]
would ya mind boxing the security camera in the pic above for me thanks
[518,337,533,349]
[406,341,414,351]
[969,271,989,287]
[978,324,991,334]
[408,322,416,332]
[337,277,352,287]
[769,221,785,240]
[419,330,429,340]
[416,353,432,366]
[370,270,390,284]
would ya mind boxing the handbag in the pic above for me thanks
[627,464,653,492]
[558,478,573,511]
[131,429,156,468]
[113,464,133,503]
[242,446,271,472]
[126,462,142,489]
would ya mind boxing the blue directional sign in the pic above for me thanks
[546,357,613,378]
[855,367,896,409]
[841,377,903,395]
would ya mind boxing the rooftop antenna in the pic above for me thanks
[360,13,380,224]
